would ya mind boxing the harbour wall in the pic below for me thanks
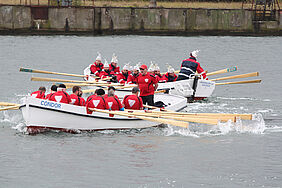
[0,5,281,35]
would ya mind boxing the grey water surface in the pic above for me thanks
[0,35,281,187]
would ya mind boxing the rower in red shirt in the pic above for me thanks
[86,89,109,114]
[162,66,178,82]
[153,64,163,82]
[109,54,120,74]
[49,84,71,104]
[105,90,124,111]
[137,64,158,106]
[90,52,104,77]
[104,86,119,99]
[31,86,46,99]
[45,85,57,100]
[123,87,143,110]
[127,64,140,84]
[117,64,130,84]
[99,60,115,80]
[70,86,86,106]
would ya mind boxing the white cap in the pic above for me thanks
[148,61,154,72]
[133,62,141,71]
[111,53,118,64]
[96,52,102,61]
[191,50,200,58]
[154,63,160,71]
[104,59,109,68]
[123,63,130,70]
[167,65,175,73]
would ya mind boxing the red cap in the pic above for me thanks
[140,64,148,70]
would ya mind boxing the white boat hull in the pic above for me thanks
[20,94,187,133]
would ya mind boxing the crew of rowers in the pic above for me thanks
[89,53,180,84]
[30,49,206,114]
[30,84,144,113]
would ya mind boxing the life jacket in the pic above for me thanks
[99,69,115,79]
[178,57,198,78]
[90,61,104,76]
[123,95,143,110]
[105,96,123,111]
[31,90,45,99]
[109,64,120,74]
[49,91,71,104]
[117,72,129,84]
[127,73,139,84]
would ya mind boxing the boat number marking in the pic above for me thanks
[41,101,61,109]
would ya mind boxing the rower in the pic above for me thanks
[104,86,119,99]
[127,64,140,84]
[70,86,86,106]
[153,64,163,82]
[45,85,57,100]
[49,84,71,104]
[162,66,178,82]
[117,63,130,84]
[99,60,115,80]
[109,53,120,74]
[105,90,124,111]
[31,86,46,99]
[90,52,104,77]
[86,88,109,114]
[137,64,158,106]
[177,49,207,81]
[122,87,143,110]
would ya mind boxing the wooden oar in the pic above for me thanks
[207,66,238,76]
[82,84,137,94]
[19,67,99,78]
[0,102,20,106]
[143,104,174,112]
[126,111,220,125]
[216,79,261,86]
[155,90,167,94]
[0,105,20,111]
[210,72,259,81]
[31,77,100,84]
[89,108,189,128]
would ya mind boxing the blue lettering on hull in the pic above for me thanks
[41,101,61,109]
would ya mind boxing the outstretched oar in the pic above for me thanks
[82,84,137,94]
[89,108,189,128]
[31,77,100,84]
[0,102,20,106]
[210,72,259,82]
[216,79,261,86]
[19,67,97,78]
[207,66,238,76]
[0,105,20,111]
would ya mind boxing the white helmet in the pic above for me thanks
[191,49,200,58]
[123,63,130,70]
[104,59,109,68]
[167,65,175,73]
[111,53,118,64]
[96,52,102,61]
[148,61,155,72]
[154,63,160,71]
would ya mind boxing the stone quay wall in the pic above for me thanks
[0,5,281,35]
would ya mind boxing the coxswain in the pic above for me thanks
[127,64,140,84]
[86,88,109,114]
[109,54,120,74]
[31,86,46,99]
[99,60,115,80]
[104,86,119,99]
[45,85,57,100]
[70,86,86,106]
[117,64,130,84]
[137,64,158,106]
[122,87,143,110]
[105,90,124,111]
[153,64,163,82]
[162,66,178,82]
[49,84,71,104]
[90,52,104,77]
[177,49,207,81]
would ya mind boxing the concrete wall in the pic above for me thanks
[0,5,281,35]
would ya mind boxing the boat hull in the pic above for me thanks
[20,94,187,133]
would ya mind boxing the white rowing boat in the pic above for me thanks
[19,93,187,134]
[84,65,215,101]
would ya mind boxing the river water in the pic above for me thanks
[0,35,281,187]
